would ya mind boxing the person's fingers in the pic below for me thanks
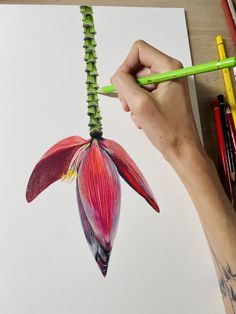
[122,65,157,91]
[116,40,183,74]
[118,96,130,112]
[143,83,158,92]
[132,66,158,91]
[135,66,151,78]
[111,71,152,113]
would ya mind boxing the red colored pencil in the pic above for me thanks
[218,95,235,182]
[226,105,236,162]
[222,0,236,47]
[212,99,233,203]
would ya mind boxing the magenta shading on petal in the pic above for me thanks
[100,138,160,212]
[78,139,121,252]
[76,181,110,277]
[26,136,89,202]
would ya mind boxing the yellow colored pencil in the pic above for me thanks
[216,34,236,126]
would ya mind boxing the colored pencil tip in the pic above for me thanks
[97,88,103,93]
[97,91,119,98]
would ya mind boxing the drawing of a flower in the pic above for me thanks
[26,6,159,276]
[26,136,159,276]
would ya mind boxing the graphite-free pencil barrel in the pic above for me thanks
[98,57,236,94]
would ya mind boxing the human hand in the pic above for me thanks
[111,40,204,163]
[112,43,236,314]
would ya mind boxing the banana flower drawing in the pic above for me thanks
[26,6,159,276]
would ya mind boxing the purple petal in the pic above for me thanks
[76,181,110,277]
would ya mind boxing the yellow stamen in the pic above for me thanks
[61,169,77,182]
[61,142,90,183]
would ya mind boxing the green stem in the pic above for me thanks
[80,6,103,138]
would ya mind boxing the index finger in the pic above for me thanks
[116,40,183,74]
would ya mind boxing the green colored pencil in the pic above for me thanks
[98,57,236,94]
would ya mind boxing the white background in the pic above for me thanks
[0,5,225,314]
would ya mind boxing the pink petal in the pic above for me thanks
[26,136,89,202]
[76,181,110,277]
[100,138,160,212]
[78,139,121,251]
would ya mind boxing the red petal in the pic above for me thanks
[100,139,160,212]
[78,140,121,249]
[26,136,89,202]
[40,136,87,160]
[76,181,110,277]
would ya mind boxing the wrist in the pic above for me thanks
[163,142,213,177]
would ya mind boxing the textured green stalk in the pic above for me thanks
[80,6,102,137]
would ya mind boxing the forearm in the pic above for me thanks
[167,145,236,313]
[111,39,236,312]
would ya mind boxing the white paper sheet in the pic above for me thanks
[0,5,225,314]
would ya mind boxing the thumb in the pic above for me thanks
[111,71,152,114]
